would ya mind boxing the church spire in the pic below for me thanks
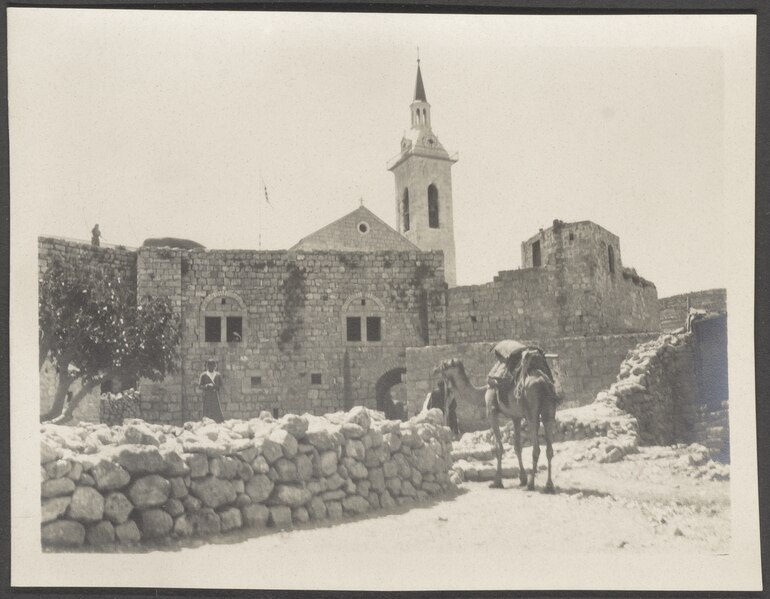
[414,61,427,102]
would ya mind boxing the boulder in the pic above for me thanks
[190,476,237,509]
[271,485,312,508]
[317,451,338,477]
[326,501,343,520]
[68,486,105,522]
[41,477,76,498]
[189,508,221,536]
[173,514,194,537]
[138,508,173,539]
[344,439,366,460]
[115,520,141,544]
[295,454,313,482]
[341,423,366,439]
[269,429,298,459]
[342,495,370,515]
[41,520,85,547]
[259,438,284,464]
[209,456,240,480]
[219,507,243,532]
[164,498,185,517]
[292,507,310,524]
[307,496,327,520]
[103,492,134,524]
[305,428,337,451]
[121,423,160,446]
[41,496,71,523]
[278,414,308,438]
[241,504,270,528]
[86,520,115,547]
[92,460,131,491]
[114,445,166,474]
[45,458,72,479]
[251,455,270,474]
[182,495,202,513]
[345,406,370,431]
[128,475,171,509]
[324,472,345,491]
[185,453,209,478]
[245,474,274,503]
[41,439,62,464]
[273,458,298,482]
[169,477,188,499]
[268,505,292,528]
[367,467,386,492]
[161,450,190,476]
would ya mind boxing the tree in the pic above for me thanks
[39,256,180,423]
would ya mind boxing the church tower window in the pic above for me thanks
[402,188,410,232]
[608,245,616,274]
[428,185,439,228]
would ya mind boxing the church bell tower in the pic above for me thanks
[388,60,458,287]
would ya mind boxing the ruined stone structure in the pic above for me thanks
[40,62,671,427]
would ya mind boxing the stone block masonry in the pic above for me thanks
[39,407,455,549]
[659,288,727,332]
[405,332,660,431]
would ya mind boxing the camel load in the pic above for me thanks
[435,339,562,493]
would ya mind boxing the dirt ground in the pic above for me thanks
[136,443,729,558]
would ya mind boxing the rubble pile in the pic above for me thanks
[99,389,142,426]
[40,407,455,549]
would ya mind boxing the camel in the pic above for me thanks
[436,345,560,492]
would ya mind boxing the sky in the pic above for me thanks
[8,10,756,297]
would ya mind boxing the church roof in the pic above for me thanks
[414,63,427,102]
[290,205,420,252]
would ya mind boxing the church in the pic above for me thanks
[39,62,661,428]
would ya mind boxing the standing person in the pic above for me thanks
[198,359,224,422]
[91,224,101,247]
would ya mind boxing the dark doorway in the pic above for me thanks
[693,314,728,410]
[532,240,541,267]
[375,368,407,420]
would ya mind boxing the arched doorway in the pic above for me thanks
[375,367,407,420]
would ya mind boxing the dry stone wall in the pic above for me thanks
[601,332,698,446]
[40,407,455,549]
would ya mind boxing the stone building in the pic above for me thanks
[39,62,669,427]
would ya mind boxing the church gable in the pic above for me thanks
[290,206,419,252]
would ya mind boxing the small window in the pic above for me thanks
[226,316,242,342]
[608,245,615,274]
[532,241,542,268]
[272,408,280,418]
[311,373,322,385]
[250,376,262,387]
[221,298,227,305]
[402,189,410,232]
[366,316,382,342]
[470,315,477,323]
[428,185,439,228]
[569,232,575,241]
[358,222,369,234]
[347,317,362,342]
[205,316,221,342]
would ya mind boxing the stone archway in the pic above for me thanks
[375,367,407,421]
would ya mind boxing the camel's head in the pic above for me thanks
[434,358,465,388]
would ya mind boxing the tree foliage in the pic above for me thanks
[39,256,180,422]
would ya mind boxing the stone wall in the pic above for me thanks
[605,332,699,446]
[138,248,446,423]
[659,288,727,332]
[40,407,455,549]
[405,332,660,431]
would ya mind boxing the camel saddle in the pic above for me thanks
[487,340,555,408]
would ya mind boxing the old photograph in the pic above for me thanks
[8,8,760,591]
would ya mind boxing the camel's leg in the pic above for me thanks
[486,387,505,489]
[512,418,528,486]
[526,408,540,491]
[543,418,556,493]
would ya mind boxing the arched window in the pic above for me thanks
[402,188,410,232]
[201,291,247,344]
[428,184,439,228]
[608,245,615,274]
[343,293,385,344]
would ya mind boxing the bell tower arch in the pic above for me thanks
[388,59,458,287]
